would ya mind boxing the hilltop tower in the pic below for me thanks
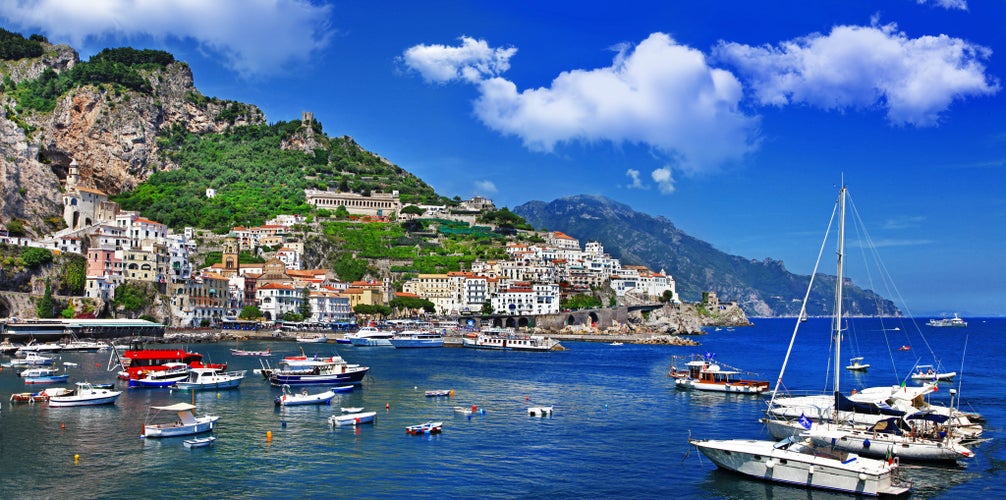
[221,235,240,277]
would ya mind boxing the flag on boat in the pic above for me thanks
[798,413,812,430]
[885,446,894,465]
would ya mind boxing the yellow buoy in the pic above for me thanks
[74,454,79,464]
[449,390,455,398]
[266,430,273,442]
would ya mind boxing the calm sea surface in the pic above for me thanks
[0,317,1002,499]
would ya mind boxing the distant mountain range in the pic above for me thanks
[514,195,899,317]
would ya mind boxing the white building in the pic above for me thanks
[256,283,302,321]
[490,282,560,316]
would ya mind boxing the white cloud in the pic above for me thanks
[916,0,968,11]
[0,0,333,78]
[882,215,927,230]
[714,22,998,126]
[650,167,675,194]
[402,36,517,84]
[474,180,498,193]
[625,169,646,189]
[405,33,759,179]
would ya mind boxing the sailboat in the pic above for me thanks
[689,185,912,496]
[761,186,975,463]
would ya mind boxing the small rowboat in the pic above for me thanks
[329,411,377,426]
[274,385,338,406]
[406,421,443,435]
[341,407,365,413]
[183,436,216,448]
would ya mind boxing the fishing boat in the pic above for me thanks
[672,354,769,393]
[329,411,377,426]
[909,364,956,381]
[845,356,870,371]
[274,385,339,406]
[454,405,485,416]
[405,421,443,435]
[389,330,444,348]
[528,406,553,417]
[183,436,216,448]
[19,367,70,384]
[128,362,191,388]
[141,403,219,438]
[927,314,967,328]
[173,368,246,390]
[262,354,369,387]
[48,382,122,407]
[461,331,563,351]
[761,185,974,463]
[425,389,453,397]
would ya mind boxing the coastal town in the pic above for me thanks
[0,157,740,341]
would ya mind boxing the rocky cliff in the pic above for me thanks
[0,42,265,236]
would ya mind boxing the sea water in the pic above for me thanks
[0,317,1002,499]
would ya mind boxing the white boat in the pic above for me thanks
[9,351,56,367]
[296,334,329,343]
[329,411,377,426]
[183,436,216,448]
[462,332,563,351]
[173,368,246,390]
[693,186,911,494]
[609,341,624,346]
[19,367,70,384]
[528,406,553,417]
[927,314,967,328]
[128,362,191,388]
[454,405,485,416]
[689,435,910,497]
[762,185,974,463]
[347,326,394,347]
[672,354,769,393]
[230,347,271,357]
[405,421,443,435]
[274,385,338,406]
[845,356,870,371]
[909,364,956,381]
[341,407,365,413]
[389,330,443,348]
[10,387,74,404]
[49,382,122,407]
[141,403,219,438]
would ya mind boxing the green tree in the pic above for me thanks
[36,279,55,318]
[5,219,26,236]
[21,247,53,267]
[60,254,87,294]
[282,310,304,322]
[481,300,494,316]
[239,305,262,320]
[112,281,150,316]
[389,296,435,314]
[299,287,312,320]
[400,205,425,217]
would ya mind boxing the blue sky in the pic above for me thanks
[2,1,1004,316]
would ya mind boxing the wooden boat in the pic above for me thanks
[405,421,443,435]
[9,387,73,403]
[528,406,553,417]
[173,368,246,390]
[141,403,219,438]
[274,385,338,406]
[672,354,769,393]
[183,436,216,448]
[845,356,870,371]
[425,389,453,397]
[329,411,377,426]
[49,382,122,407]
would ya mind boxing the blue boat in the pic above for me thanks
[20,367,70,384]
[267,364,369,386]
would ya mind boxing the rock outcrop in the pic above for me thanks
[0,42,266,236]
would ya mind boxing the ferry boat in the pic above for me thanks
[462,331,563,351]
[672,354,769,393]
[347,326,394,347]
[389,330,444,348]
[926,313,967,328]
[114,342,226,380]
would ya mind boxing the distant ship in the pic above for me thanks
[927,313,967,328]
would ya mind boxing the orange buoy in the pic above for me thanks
[266,430,273,442]
[61,422,66,430]
[472,405,478,412]
[385,402,390,410]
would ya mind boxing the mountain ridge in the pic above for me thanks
[514,195,899,317]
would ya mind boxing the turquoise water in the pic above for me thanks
[0,317,1002,499]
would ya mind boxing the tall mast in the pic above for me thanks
[833,185,846,394]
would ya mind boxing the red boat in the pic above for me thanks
[116,345,226,380]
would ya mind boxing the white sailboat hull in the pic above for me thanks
[690,438,909,496]
[766,418,974,462]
